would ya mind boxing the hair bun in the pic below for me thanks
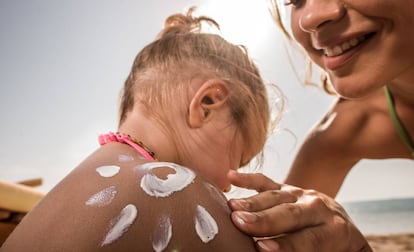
[157,6,220,39]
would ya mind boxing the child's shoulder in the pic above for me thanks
[2,144,255,251]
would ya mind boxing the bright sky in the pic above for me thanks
[0,0,413,203]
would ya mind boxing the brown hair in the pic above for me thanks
[267,0,336,95]
[119,7,276,166]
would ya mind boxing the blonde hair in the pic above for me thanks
[119,7,275,166]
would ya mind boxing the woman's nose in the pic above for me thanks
[299,0,346,32]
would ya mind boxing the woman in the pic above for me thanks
[227,0,414,251]
[281,0,414,197]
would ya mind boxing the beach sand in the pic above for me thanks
[366,233,414,252]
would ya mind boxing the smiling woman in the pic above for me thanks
[268,0,414,200]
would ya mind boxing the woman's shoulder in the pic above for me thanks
[309,95,381,142]
[304,90,394,155]
[2,143,255,251]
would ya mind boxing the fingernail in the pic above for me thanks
[235,211,257,223]
[257,240,280,252]
[232,199,250,210]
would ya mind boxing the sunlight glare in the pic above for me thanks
[198,0,274,52]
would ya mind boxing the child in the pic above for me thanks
[1,7,273,251]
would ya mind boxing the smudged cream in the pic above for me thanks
[118,154,134,162]
[194,205,218,243]
[203,182,230,213]
[96,165,120,178]
[152,215,172,252]
[140,162,195,197]
[85,186,117,207]
[101,204,138,246]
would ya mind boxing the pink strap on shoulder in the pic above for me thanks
[99,132,155,161]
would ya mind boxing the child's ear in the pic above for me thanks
[188,79,229,128]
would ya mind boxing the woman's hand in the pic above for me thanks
[227,171,372,252]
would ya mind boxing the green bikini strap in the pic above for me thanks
[384,85,414,158]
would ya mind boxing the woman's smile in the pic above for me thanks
[318,32,376,70]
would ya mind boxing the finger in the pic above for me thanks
[255,226,335,252]
[231,198,329,237]
[228,190,297,212]
[271,218,371,252]
[227,170,282,192]
[256,238,281,252]
[266,224,348,252]
[272,227,327,252]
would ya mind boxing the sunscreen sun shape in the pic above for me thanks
[140,162,195,198]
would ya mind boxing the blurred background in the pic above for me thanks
[1,0,413,208]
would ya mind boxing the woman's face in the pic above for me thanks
[288,0,414,98]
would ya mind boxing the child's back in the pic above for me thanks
[2,142,255,251]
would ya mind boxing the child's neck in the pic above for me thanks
[118,109,178,163]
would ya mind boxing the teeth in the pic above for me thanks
[324,35,367,57]
[350,38,359,46]
[341,41,351,51]
[332,46,342,56]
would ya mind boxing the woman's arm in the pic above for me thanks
[285,100,364,197]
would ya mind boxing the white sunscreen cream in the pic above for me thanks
[85,186,117,207]
[152,215,172,252]
[140,162,195,197]
[118,154,134,162]
[194,205,218,243]
[203,182,230,213]
[101,204,138,246]
[96,165,120,178]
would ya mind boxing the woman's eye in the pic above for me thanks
[284,0,303,7]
